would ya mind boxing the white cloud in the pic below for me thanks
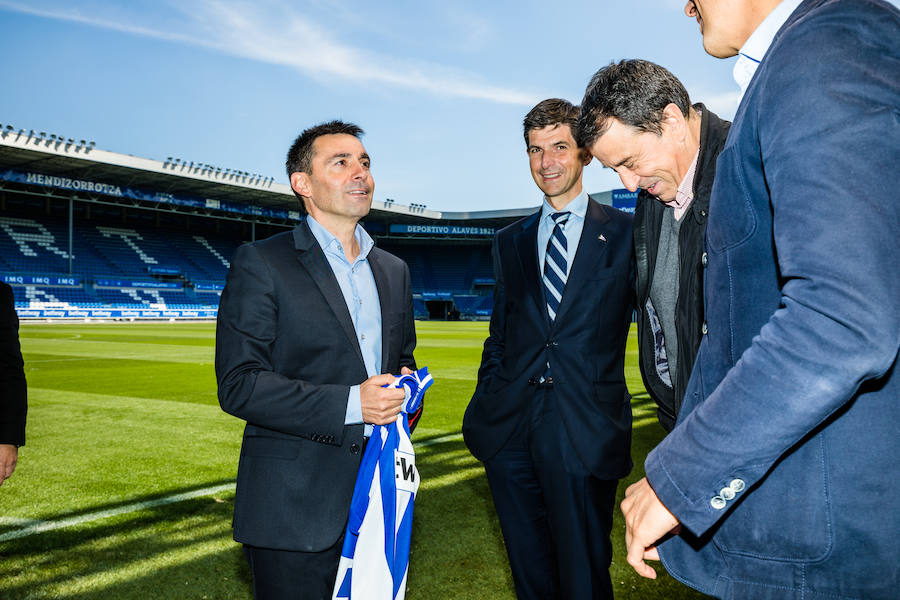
[0,0,196,44]
[0,0,538,106]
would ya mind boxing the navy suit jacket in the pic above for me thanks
[0,282,26,447]
[216,221,416,552]
[463,198,634,480]
[646,1,900,598]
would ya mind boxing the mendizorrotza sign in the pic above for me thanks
[0,169,300,222]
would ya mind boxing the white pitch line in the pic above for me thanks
[415,432,463,448]
[0,482,235,543]
[1,435,466,543]
[0,517,43,527]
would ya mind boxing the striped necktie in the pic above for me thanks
[543,211,570,322]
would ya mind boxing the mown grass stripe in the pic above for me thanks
[415,432,463,447]
[0,483,235,542]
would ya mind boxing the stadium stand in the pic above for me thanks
[1,128,621,319]
[1,207,503,319]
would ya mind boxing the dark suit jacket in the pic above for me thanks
[634,105,730,430]
[646,1,900,597]
[463,199,635,480]
[216,221,416,552]
[0,282,26,447]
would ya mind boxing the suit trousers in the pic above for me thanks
[483,387,618,600]
[243,535,343,600]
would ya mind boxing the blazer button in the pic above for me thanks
[729,478,746,493]
[720,487,736,501]
[710,496,727,510]
[701,252,708,267]
[701,322,708,335]
[350,443,361,454]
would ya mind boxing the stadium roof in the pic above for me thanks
[0,125,609,227]
[0,124,610,227]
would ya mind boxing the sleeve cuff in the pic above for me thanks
[345,385,363,425]
[645,441,750,537]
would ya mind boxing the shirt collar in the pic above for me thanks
[540,190,588,223]
[306,214,374,263]
[733,0,803,100]
[666,146,700,212]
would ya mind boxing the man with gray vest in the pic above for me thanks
[578,59,730,431]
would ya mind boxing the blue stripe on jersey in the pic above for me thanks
[332,368,433,600]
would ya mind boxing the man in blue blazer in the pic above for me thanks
[463,98,634,599]
[216,121,417,599]
[621,1,900,598]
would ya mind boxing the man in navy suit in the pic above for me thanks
[463,98,634,599]
[216,121,417,599]
[621,1,900,598]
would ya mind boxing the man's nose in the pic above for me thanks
[619,170,640,192]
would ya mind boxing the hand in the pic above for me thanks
[400,366,413,375]
[621,477,680,579]
[0,444,18,486]
[360,373,405,425]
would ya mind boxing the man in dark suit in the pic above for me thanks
[579,59,729,432]
[463,98,635,599]
[216,121,417,600]
[621,1,899,598]
[0,281,27,486]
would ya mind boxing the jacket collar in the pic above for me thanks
[689,103,731,226]
[366,249,393,374]
[512,199,613,329]
[512,210,545,326]
[292,218,366,369]
[553,198,611,325]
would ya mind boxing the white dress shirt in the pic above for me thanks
[733,0,804,101]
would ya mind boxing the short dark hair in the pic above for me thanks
[285,120,364,212]
[577,59,691,148]
[523,98,581,148]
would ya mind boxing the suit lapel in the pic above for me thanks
[293,222,366,368]
[513,210,549,330]
[367,249,392,374]
[553,199,612,325]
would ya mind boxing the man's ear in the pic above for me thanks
[290,172,311,199]
[661,103,687,139]
[581,148,593,166]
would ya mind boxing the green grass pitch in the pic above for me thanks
[0,321,705,599]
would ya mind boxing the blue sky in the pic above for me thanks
[0,0,741,212]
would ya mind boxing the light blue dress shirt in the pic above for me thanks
[537,190,588,278]
[306,215,382,435]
